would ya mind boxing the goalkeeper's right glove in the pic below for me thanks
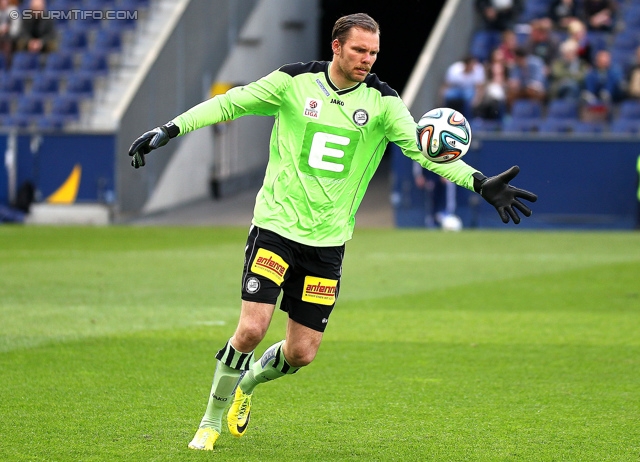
[128,122,180,168]
[473,166,538,224]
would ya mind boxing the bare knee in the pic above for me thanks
[283,342,317,368]
[231,302,274,352]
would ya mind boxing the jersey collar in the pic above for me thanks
[325,62,362,96]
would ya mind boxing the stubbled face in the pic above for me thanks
[331,27,379,89]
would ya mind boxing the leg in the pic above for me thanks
[199,301,274,427]
[188,301,274,450]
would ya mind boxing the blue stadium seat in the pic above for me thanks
[0,73,25,96]
[0,94,12,116]
[572,121,608,134]
[49,94,80,121]
[83,0,115,9]
[511,99,543,119]
[10,52,41,79]
[30,74,61,96]
[610,118,640,134]
[93,28,123,54]
[59,28,89,52]
[538,118,576,133]
[65,74,94,99]
[104,8,137,31]
[78,50,109,76]
[36,116,66,131]
[43,51,76,78]
[470,30,500,62]
[618,100,640,119]
[502,117,540,133]
[49,0,81,11]
[546,99,579,119]
[470,117,502,133]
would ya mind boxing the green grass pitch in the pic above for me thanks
[0,226,639,461]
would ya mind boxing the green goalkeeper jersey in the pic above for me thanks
[173,61,480,246]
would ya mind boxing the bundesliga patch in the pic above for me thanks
[301,276,338,306]
[303,97,322,119]
[250,248,288,285]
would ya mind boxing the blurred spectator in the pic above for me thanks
[507,46,547,108]
[548,0,580,30]
[567,18,593,65]
[412,162,459,229]
[581,0,616,32]
[525,17,560,72]
[583,49,624,104]
[16,0,57,54]
[476,48,509,120]
[440,55,486,118]
[549,39,589,100]
[626,46,640,99]
[476,0,524,32]
[497,29,518,66]
[0,0,20,66]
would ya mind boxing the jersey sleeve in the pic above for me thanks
[171,69,291,135]
[384,97,480,192]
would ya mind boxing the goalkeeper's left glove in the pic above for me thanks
[128,122,180,168]
[473,165,538,224]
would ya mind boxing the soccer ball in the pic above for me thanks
[416,107,472,163]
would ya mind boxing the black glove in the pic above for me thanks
[473,166,538,224]
[128,122,180,168]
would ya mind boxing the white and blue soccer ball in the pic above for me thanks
[416,107,472,163]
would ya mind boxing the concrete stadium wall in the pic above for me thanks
[115,0,258,216]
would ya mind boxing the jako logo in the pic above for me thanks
[330,98,344,106]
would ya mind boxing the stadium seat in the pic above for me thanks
[502,117,540,133]
[59,28,89,52]
[511,99,543,119]
[93,29,123,54]
[546,99,579,119]
[469,30,500,62]
[14,94,46,117]
[104,9,137,31]
[49,94,80,121]
[470,117,502,133]
[83,0,115,9]
[572,121,607,134]
[78,50,110,76]
[0,94,12,117]
[10,52,41,79]
[538,118,576,133]
[618,100,640,120]
[65,74,94,99]
[610,118,640,134]
[43,51,76,78]
[30,74,61,96]
[36,116,66,131]
[0,73,25,96]
[49,0,80,11]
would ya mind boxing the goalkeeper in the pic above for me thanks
[128,13,537,452]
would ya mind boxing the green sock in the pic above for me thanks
[199,340,254,430]
[239,340,300,395]
[199,362,241,431]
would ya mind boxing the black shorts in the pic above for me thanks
[241,225,345,332]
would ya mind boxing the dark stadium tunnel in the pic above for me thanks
[320,0,445,95]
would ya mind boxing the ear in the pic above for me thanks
[331,39,341,56]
